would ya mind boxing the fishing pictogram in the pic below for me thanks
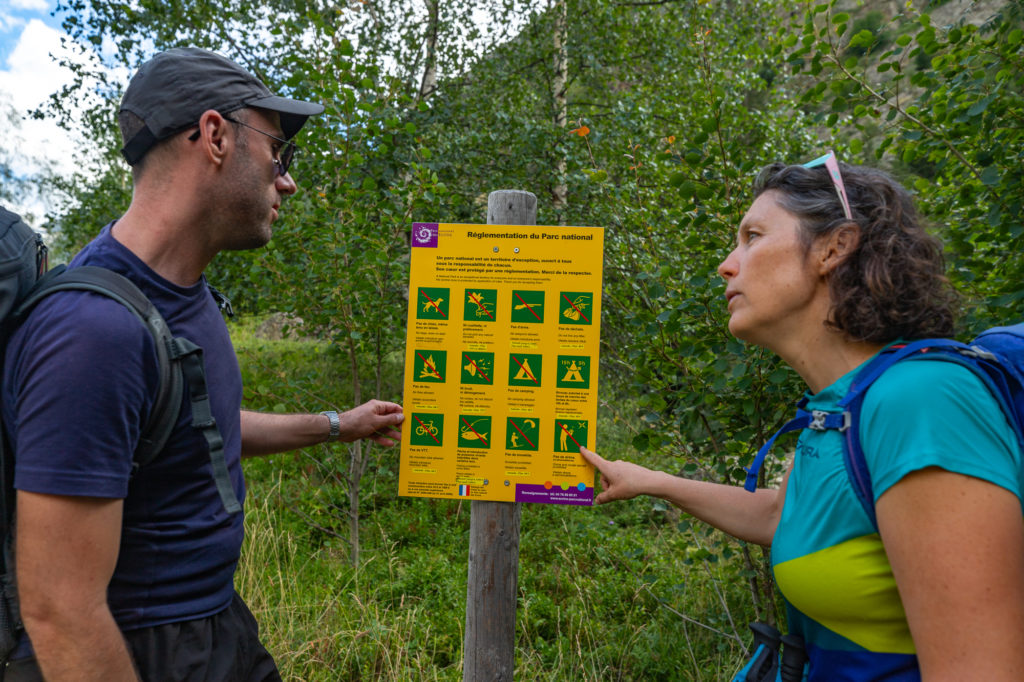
[459,416,491,449]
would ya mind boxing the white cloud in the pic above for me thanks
[10,0,49,11]
[0,12,26,33]
[0,18,85,218]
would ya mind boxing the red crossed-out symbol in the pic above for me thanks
[512,291,542,322]
[560,293,591,323]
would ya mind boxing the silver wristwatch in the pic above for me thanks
[320,410,340,442]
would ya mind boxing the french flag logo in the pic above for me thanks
[458,485,470,496]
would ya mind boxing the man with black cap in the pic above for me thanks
[1,48,403,681]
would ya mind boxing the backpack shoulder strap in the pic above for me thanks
[16,266,182,467]
[13,266,241,513]
[840,338,1021,530]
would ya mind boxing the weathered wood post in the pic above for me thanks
[463,190,537,681]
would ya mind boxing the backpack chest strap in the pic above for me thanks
[743,407,851,492]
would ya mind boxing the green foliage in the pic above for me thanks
[787,0,1024,330]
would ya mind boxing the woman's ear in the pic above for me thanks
[818,224,860,275]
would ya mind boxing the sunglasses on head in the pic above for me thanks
[803,150,852,220]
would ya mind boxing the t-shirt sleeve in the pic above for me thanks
[7,291,159,498]
[860,358,1023,503]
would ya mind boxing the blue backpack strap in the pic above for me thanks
[744,402,849,492]
[840,338,1021,530]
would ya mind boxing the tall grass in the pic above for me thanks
[232,318,767,680]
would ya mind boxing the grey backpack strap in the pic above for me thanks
[167,336,241,514]
[15,266,241,513]
[16,266,181,465]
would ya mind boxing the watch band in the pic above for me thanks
[320,410,341,442]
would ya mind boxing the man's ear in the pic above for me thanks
[194,109,231,167]
[818,224,860,275]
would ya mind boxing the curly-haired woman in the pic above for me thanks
[582,156,1024,681]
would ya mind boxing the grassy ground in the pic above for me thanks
[231,318,767,680]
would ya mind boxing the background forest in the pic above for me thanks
[3,0,1023,678]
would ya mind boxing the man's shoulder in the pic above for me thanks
[11,287,156,374]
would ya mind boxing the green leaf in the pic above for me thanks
[848,29,874,48]
[980,166,1001,186]
[967,95,995,117]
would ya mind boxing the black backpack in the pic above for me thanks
[0,207,239,661]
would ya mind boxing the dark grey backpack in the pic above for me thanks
[0,207,239,662]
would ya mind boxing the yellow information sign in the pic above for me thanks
[400,222,604,505]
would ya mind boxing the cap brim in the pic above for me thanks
[248,95,325,139]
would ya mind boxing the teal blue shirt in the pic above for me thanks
[771,355,1022,680]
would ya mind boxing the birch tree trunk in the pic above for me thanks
[551,0,568,223]
[419,0,439,100]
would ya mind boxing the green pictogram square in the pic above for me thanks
[510,290,545,323]
[507,353,543,387]
[553,419,588,453]
[461,351,495,385]
[410,413,444,447]
[556,355,591,389]
[464,288,497,322]
[457,415,492,449]
[506,417,540,451]
[558,291,594,326]
[413,349,447,383]
[416,287,449,320]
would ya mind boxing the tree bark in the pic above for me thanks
[551,0,568,223]
[419,0,439,100]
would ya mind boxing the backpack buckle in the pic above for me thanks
[808,410,852,432]
[964,345,997,362]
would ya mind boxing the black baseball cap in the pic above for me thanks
[120,47,325,165]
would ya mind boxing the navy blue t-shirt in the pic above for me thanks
[1,223,245,648]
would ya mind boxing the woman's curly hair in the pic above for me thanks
[753,161,959,342]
